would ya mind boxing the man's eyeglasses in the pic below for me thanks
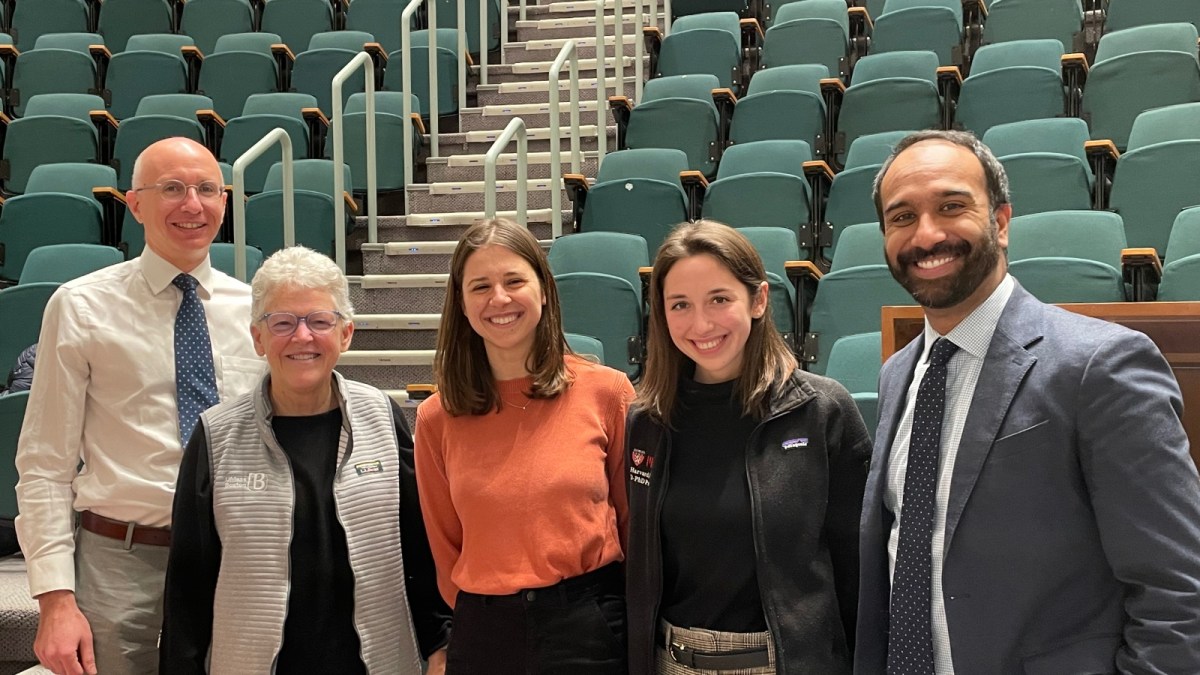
[131,180,224,203]
[259,310,345,337]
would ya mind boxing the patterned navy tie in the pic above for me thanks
[173,274,219,448]
[888,337,960,675]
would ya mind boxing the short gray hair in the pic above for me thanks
[250,246,354,323]
[871,129,1010,227]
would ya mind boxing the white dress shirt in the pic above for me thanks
[15,247,263,597]
[885,274,1014,674]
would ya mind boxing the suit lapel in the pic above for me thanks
[943,286,1044,554]
[869,337,924,519]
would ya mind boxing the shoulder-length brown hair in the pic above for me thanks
[635,220,797,426]
[434,218,572,416]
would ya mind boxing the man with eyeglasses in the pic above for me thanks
[15,137,263,675]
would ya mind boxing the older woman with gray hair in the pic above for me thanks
[160,246,450,675]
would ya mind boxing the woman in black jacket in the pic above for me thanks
[626,221,872,674]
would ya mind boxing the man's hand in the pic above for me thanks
[34,590,96,675]
[426,646,448,675]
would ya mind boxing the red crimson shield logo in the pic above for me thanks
[631,449,645,467]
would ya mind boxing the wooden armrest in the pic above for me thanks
[88,44,112,60]
[643,26,663,40]
[711,87,738,104]
[344,192,358,214]
[1121,248,1163,276]
[363,42,387,63]
[0,45,19,59]
[0,110,11,125]
[564,173,589,193]
[847,6,872,30]
[785,259,824,281]
[638,266,653,282]
[820,77,847,94]
[608,95,632,112]
[1062,52,1089,74]
[93,186,126,204]
[409,113,426,134]
[964,0,986,18]
[802,160,835,182]
[739,18,764,39]
[181,45,204,62]
[406,383,438,400]
[679,170,709,188]
[1084,139,1119,161]
[464,51,474,66]
[271,43,296,62]
[197,109,226,128]
[302,107,330,126]
[936,66,963,85]
[90,109,118,129]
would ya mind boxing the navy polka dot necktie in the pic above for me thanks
[173,274,219,448]
[888,337,959,675]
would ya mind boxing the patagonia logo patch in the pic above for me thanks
[354,461,384,476]
[783,438,809,450]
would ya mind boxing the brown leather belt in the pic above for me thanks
[80,510,171,548]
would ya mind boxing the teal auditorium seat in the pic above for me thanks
[19,244,123,284]
[96,0,174,53]
[2,93,105,195]
[835,51,941,166]
[739,226,801,345]
[1160,207,1200,300]
[9,0,89,52]
[10,33,103,118]
[209,242,265,280]
[982,0,1082,49]
[824,130,912,258]
[805,223,912,374]
[105,34,193,120]
[574,148,690,254]
[654,12,744,93]
[111,94,213,190]
[244,159,355,258]
[291,31,373,115]
[181,0,256,55]
[565,333,605,364]
[762,0,848,76]
[1109,102,1200,256]
[0,283,59,375]
[623,74,724,177]
[323,91,425,196]
[383,29,461,118]
[549,232,648,378]
[702,140,815,259]
[729,63,828,148]
[197,32,283,121]
[1006,210,1127,303]
[221,93,318,193]
[825,331,882,436]
[983,117,1092,217]
[434,0,502,56]
[1081,22,1200,150]
[1105,0,1200,33]
[261,0,336,54]
[955,39,1065,137]
[871,0,963,66]
[346,0,419,54]
[672,0,748,19]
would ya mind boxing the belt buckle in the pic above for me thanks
[669,642,693,667]
[122,521,136,550]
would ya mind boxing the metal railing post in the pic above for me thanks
[332,51,376,271]
[401,0,422,214]
[484,118,529,225]
[480,0,490,84]
[458,0,467,111]
[549,41,581,239]
[634,0,644,102]
[233,128,294,282]
[595,0,607,163]
[428,0,439,153]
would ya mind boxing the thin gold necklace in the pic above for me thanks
[502,394,531,410]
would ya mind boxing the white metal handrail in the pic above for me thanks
[232,128,294,282]
[594,0,607,162]
[479,0,510,81]
[484,117,528,224]
[401,0,441,194]
[457,0,468,110]
[548,41,581,239]
[331,51,377,271]
[633,0,644,102]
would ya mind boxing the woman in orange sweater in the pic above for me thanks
[415,218,635,674]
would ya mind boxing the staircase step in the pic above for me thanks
[426,150,599,180]
[350,274,449,314]
[516,15,656,41]
[361,241,458,275]
[473,56,640,84]
[460,102,604,132]
[432,126,615,156]
[504,34,640,61]
[406,177,571,213]
[352,313,441,350]
[476,75,636,105]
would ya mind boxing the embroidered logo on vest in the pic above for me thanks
[355,460,384,476]
[225,472,268,491]
[783,438,809,450]
[629,448,652,487]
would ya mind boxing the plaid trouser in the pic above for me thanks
[654,619,776,675]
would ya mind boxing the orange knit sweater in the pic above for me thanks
[415,356,635,607]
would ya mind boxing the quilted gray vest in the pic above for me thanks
[201,372,424,674]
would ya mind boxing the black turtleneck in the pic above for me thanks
[660,377,767,632]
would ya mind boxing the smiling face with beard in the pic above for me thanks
[879,140,1012,333]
